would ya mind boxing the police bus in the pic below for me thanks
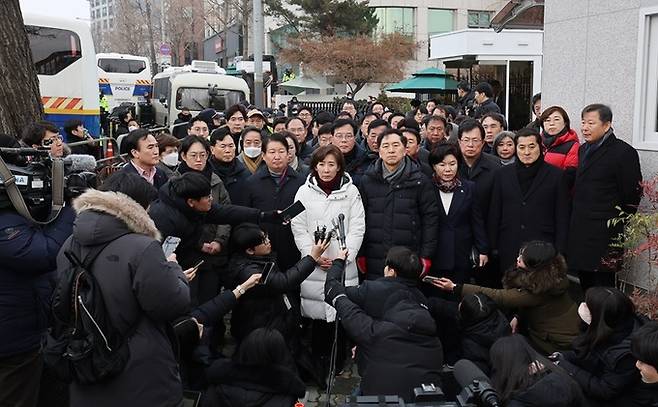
[151,60,249,132]
[96,53,152,111]
[24,13,101,136]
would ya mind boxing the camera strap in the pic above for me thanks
[0,155,65,224]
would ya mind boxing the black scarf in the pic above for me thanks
[542,126,569,148]
[177,160,213,181]
[515,154,544,195]
[210,157,235,180]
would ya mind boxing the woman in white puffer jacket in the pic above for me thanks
[291,144,365,376]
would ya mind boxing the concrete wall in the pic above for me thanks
[542,0,658,178]
[542,0,658,288]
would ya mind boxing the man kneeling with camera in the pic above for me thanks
[324,246,444,402]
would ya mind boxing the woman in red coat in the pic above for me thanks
[540,106,580,171]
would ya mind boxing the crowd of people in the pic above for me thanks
[0,83,657,407]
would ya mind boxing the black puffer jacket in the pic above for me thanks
[461,309,510,375]
[229,253,316,343]
[148,180,260,268]
[559,316,643,406]
[203,360,305,407]
[333,288,443,402]
[58,190,190,407]
[210,157,251,206]
[507,370,585,407]
[244,165,305,271]
[358,157,439,278]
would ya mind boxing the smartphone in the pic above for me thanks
[258,262,275,285]
[422,275,440,284]
[191,259,205,270]
[281,200,305,222]
[162,236,181,258]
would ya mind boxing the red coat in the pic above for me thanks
[543,129,580,170]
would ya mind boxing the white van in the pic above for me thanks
[152,60,250,132]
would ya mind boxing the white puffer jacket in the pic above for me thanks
[291,173,365,321]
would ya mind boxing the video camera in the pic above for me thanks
[0,147,97,215]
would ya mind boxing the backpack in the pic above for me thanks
[45,236,133,385]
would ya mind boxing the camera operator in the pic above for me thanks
[324,246,443,402]
[21,120,65,158]
[0,134,75,407]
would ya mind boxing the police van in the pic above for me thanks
[151,60,249,132]
[97,53,152,111]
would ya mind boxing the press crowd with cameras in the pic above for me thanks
[1,84,657,407]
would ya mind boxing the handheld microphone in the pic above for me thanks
[63,154,97,173]
[337,213,347,250]
[454,359,501,407]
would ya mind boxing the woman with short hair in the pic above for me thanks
[540,105,579,171]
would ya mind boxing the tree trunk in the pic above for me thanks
[144,0,159,74]
[0,0,43,137]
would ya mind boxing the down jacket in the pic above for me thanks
[291,173,365,321]
[543,128,580,171]
[58,189,191,407]
[359,158,439,278]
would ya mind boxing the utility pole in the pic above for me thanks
[252,0,264,107]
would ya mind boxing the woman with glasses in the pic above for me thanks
[175,135,233,307]
[433,240,580,355]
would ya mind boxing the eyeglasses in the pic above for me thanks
[333,133,355,140]
[188,152,208,160]
[42,134,63,147]
[298,112,312,118]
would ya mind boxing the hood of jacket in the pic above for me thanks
[381,290,437,337]
[72,189,160,245]
[463,310,511,346]
[303,173,354,197]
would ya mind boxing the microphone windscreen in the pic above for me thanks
[454,359,490,389]
[64,154,97,172]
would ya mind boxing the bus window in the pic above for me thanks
[26,25,82,75]
[176,87,244,111]
[98,58,146,74]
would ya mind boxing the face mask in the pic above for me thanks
[162,152,179,167]
[578,302,592,325]
[128,126,139,132]
[244,146,261,158]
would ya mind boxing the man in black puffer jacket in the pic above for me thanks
[325,247,443,402]
[357,129,439,280]
[148,172,280,270]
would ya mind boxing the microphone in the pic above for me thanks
[63,154,97,173]
[337,213,346,250]
[454,359,501,407]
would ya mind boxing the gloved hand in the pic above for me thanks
[420,258,432,278]
[324,259,347,306]
[356,256,367,274]
[259,210,284,224]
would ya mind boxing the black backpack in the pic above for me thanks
[45,236,133,385]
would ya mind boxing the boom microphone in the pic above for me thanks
[454,359,501,407]
[63,154,97,173]
[337,213,346,250]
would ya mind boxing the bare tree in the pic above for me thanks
[204,0,252,58]
[0,0,43,136]
[107,0,148,54]
[164,0,196,65]
[134,0,159,74]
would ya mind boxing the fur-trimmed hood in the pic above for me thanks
[73,189,161,243]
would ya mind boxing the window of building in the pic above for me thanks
[25,25,82,76]
[103,20,108,29]
[91,9,95,18]
[102,7,107,17]
[468,10,492,29]
[108,5,113,15]
[428,9,454,36]
[634,7,658,149]
[372,7,415,36]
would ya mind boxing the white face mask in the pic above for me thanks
[244,146,261,158]
[128,126,139,132]
[162,152,179,167]
[578,302,592,325]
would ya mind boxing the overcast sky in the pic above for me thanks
[20,0,90,20]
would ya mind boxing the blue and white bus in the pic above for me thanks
[24,13,101,136]
[97,53,152,111]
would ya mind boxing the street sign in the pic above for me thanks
[159,43,171,55]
